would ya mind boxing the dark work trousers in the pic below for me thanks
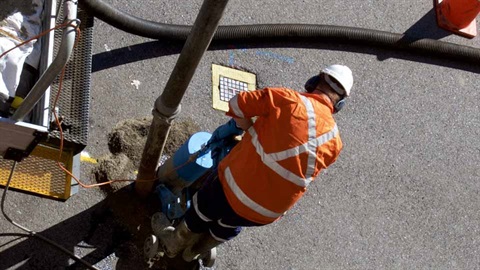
[184,170,263,242]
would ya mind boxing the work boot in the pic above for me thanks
[182,233,223,266]
[158,220,202,258]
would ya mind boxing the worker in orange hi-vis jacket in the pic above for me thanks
[159,64,354,264]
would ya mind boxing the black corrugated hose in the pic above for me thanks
[81,0,480,65]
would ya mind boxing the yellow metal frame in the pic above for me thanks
[0,144,73,200]
[211,64,256,112]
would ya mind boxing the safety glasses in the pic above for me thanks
[324,74,346,96]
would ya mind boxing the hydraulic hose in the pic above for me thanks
[81,0,480,65]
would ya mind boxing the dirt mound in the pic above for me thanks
[93,153,137,193]
[107,117,200,166]
[93,117,200,192]
[107,117,151,167]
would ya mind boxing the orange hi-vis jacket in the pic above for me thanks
[218,87,343,225]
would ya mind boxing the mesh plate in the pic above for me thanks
[47,3,93,153]
[219,76,248,101]
[0,145,72,200]
[211,64,256,112]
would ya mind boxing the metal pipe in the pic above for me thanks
[11,0,78,122]
[135,0,230,196]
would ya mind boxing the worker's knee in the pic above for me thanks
[210,220,242,241]
[184,207,210,234]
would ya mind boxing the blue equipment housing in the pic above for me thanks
[155,130,239,221]
[173,131,213,184]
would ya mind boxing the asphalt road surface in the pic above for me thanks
[1,0,479,269]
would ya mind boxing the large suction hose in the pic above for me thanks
[81,0,480,64]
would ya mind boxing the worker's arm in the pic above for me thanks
[208,118,243,145]
[208,89,272,145]
[226,89,272,120]
[233,117,253,131]
[227,87,297,131]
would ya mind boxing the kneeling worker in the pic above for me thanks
[159,64,354,264]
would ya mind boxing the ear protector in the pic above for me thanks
[304,75,346,113]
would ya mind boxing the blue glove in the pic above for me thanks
[210,134,240,169]
[207,118,243,146]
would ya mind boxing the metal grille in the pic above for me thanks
[0,145,72,200]
[211,64,256,112]
[48,3,93,154]
[219,76,248,101]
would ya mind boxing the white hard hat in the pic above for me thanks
[321,64,353,97]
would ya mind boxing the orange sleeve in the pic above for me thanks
[226,88,271,118]
[226,87,298,119]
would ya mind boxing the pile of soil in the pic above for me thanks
[93,117,200,193]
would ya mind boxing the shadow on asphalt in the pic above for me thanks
[0,185,199,270]
[399,9,451,42]
[91,10,480,75]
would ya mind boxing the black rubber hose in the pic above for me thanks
[81,0,480,64]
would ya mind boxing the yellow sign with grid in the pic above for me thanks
[212,64,256,112]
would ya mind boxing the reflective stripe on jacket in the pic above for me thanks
[218,87,342,224]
